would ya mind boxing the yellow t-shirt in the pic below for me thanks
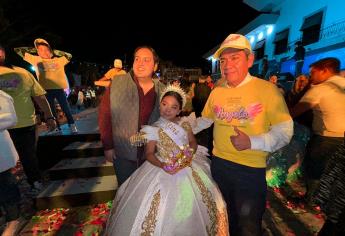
[0,66,46,128]
[104,68,126,80]
[202,77,291,168]
[24,53,69,89]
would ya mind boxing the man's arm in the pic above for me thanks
[249,120,294,153]
[104,149,115,163]
[98,75,111,82]
[98,88,114,161]
[14,47,37,58]
[0,92,17,130]
[289,101,315,118]
[53,49,72,61]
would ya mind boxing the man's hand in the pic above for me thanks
[46,118,57,131]
[230,126,251,151]
[104,149,115,163]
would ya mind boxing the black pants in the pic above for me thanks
[0,169,21,222]
[304,135,343,200]
[304,135,343,180]
[113,158,140,186]
[295,60,304,77]
[8,125,42,186]
[211,157,267,236]
[318,218,345,236]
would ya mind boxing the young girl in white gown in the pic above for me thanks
[104,85,229,236]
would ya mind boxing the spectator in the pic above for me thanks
[202,34,293,235]
[14,38,78,134]
[98,46,165,185]
[260,55,269,79]
[290,57,345,202]
[1,45,56,193]
[0,90,21,236]
[293,41,306,77]
[94,59,126,87]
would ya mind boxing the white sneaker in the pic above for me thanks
[69,124,78,134]
[46,128,62,136]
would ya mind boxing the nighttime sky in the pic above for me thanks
[2,0,259,70]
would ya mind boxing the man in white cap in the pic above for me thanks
[202,34,293,235]
[14,38,78,134]
[94,58,126,87]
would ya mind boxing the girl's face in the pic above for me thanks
[160,95,181,121]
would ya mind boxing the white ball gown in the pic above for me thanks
[104,116,228,236]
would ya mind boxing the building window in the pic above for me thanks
[300,11,323,45]
[273,29,289,55]
[254,39,265,60]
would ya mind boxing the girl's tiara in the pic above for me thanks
[160,85,187,108]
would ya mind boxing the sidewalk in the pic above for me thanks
[38,107,99,136]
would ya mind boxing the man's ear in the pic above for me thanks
[247,53,255,68]
[154,64,158,72]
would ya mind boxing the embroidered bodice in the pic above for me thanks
[141,118,192,163]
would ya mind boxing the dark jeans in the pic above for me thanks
[46,89,75,125]
[8,125,42,185]
[0,169,21,222]
[211,156,267,236]
[295,60,304,77]
[113,158,140,186]
[304,135,344,180]
[304,135,344,200]
[318,218,345,236]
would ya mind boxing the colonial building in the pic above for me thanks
[205,0,345,80]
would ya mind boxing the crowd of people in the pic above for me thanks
[1,32,345,236]
[265,56,345,235]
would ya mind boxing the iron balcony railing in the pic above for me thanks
[285,18,345,53]
[320,19,345,40]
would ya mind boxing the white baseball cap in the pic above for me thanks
[213,34,252,59]
[34,38,51,50]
